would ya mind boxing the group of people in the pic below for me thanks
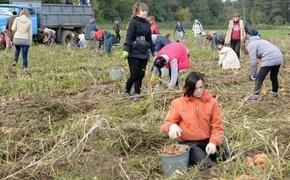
[82,18,121,54]
[121,2,284,171]
[2,1,283,171]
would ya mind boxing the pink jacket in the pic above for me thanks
[157,42,190,70]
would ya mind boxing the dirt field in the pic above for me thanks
[0,30,290,179]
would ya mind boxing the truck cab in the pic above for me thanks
[0,4,38,36]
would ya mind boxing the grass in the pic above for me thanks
[0,29,290,179]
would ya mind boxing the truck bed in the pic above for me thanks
[40,4,94,28]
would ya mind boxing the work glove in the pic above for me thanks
[205,142,217,155]
[122,51,129,59]
[168,124,182,139]
[248,75,256,81]
[150,74,158,85]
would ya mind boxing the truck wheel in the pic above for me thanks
[61,30,74,45]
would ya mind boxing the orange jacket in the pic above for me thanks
[161,91,224,145]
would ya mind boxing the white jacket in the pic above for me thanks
[218,46,241,69]
[12,15,32,45]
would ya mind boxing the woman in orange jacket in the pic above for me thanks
[161,71,231,168]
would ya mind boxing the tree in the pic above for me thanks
[176,7,191,22]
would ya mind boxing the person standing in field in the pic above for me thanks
[147,16,160,35]
[192,19,203,38]
[113,18,121,43]
[122,2,155,101]
[85,18,97,49]
[225,13,246,60]
[174,21,185,41]
[245,34,283,101]
[12,9,32,69]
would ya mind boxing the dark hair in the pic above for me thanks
[183,72,204,97]
[12,11,17,15]
[154,56,166,76]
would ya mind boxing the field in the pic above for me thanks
[0,29,290,179]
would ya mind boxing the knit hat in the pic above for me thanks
[246,26,259,36]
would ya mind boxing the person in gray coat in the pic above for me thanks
[84,18,97,49]
[246,35,283,101]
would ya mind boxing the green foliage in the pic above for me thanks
[176,7,191,23]
[273,15,285,26]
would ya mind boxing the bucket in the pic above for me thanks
[160,144,190,176]
[109,69,122,80]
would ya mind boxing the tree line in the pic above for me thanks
[1,0,289,25]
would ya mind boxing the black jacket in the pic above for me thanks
[124,16,155,59]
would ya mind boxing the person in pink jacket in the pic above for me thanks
[150,42,190,87]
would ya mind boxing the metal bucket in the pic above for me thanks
[160,144,190,176]
[109,69,122,80]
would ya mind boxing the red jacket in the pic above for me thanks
[95,29,104,40]
[157,42,190,71]
[150,21,160,34]
[161,91,224,145]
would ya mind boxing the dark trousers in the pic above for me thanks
[115,31,121,42]
[254,65,280,94]
[14,45,30,68]
[230,40,241,59]
[125,57,148,94]
[179,139,231,169]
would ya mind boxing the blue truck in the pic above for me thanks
[0,1,94,43]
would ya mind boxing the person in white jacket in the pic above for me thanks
[192,19,203,38]
[12,9,32,68]
[218,45,241,69]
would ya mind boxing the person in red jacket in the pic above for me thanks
[147,16,160,34]
[161,72,232,168]
[150,42,190,88]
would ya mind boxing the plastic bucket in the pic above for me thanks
[160,144,190,176]
[109,69,122,80]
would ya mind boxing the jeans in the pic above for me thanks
[254,65,280,94]
[104,36,113,54]
[14,45,30,68]
[179,139,231,169]
[230,40,241,59]
[125,57,148,94]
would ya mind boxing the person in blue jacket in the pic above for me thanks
[151,34,171,52]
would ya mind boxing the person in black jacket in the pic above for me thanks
[122,2,155,101]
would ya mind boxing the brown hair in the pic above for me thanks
[132,2,148,17]
[205,33,213,41]
[183,72,205,97]
[233,12,240,18]
[147,16,155,21]
[165,32,171,38]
